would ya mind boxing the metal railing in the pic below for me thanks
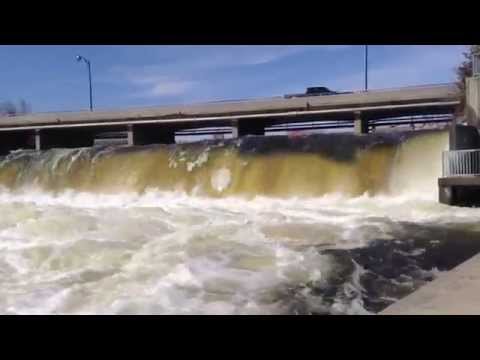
[442,149,480,177]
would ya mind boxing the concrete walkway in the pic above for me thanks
[381,253,480,315]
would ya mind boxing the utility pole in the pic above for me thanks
[364,45,368,91]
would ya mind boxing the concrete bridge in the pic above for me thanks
[0,83,460,154]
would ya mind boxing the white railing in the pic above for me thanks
[442,149,480,177]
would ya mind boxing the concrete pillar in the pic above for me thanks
[127,125,134,146]
[231,120,239,139]
[466,77,480,128]
[35,129,41,151]
[127,124,175,145]
[438,176,480,207]
[449,124,480,150]
[231,119,265,138]
[354,111,368,134]
[439,184,453,205]
[439,185,480,207]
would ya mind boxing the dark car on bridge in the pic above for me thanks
[284,86,340,99]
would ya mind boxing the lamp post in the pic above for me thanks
[76,55,93,111]
[364,45,368,91]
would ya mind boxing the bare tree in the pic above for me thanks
[455,45,480,115]
[19,99,30,114]
[0,99,32,117]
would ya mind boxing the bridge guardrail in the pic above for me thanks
[442,149,480,177]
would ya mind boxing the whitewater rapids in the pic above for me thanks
[1,129,480,314]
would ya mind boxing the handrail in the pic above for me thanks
[442,150,480,177]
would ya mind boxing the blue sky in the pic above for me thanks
[0,45,468,113]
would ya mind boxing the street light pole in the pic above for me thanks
[364,45,368,91]
[76,55,93,111]
[87,60,93,111]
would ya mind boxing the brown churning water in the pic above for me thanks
[0,130,448,198]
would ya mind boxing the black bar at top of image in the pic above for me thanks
[0,31,476,45]
[0,3,476,44]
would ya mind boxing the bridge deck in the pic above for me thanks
[0,84,460,131]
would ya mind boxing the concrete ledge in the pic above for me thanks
[380,252,480,315]
[439,176,480,187]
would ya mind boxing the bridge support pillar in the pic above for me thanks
[36,129,95,150]
[231,119,265,138]
[449,124,480,150]
[354,112,368,134]
[127,124,175,145]
[439,182,480,207]
[35,129,41,151]
[127,125,134,146]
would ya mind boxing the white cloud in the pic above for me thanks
[186,45,352,68]
[110,46,314,78]
[112,70,197,98]
[148,80,196,97]
[98,45,355,101]
[193,46,307,67]
[125,77,197,98]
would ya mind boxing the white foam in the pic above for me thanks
[210,168,231,193]
[1,183,480,314]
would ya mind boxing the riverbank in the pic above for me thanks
[380,252,480,315]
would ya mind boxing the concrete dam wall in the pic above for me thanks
[0,130,448,198]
